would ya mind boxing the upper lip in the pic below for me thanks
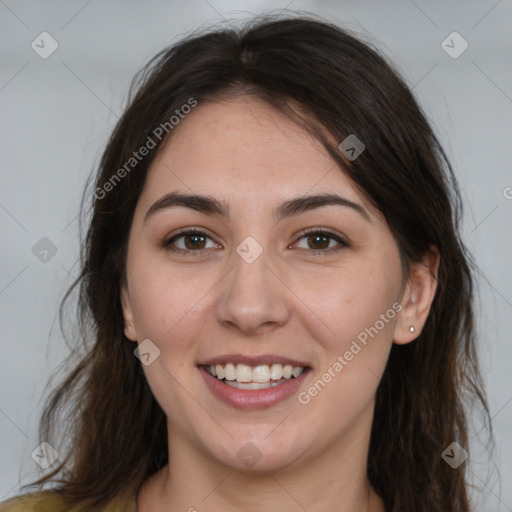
[198,354,311,368]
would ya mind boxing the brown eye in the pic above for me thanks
[307,233,330,250]
[165,229,218,254]
[183,233,207,250]
[294,230,349,254]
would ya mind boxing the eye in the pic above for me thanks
[163,227,349,256]
[293,229,349,254]
[164,229,219,254]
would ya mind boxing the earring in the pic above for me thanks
[409,326,415,333]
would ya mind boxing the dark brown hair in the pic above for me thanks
[23,13,492,512]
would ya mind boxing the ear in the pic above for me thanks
[393,245,440,345]
[121,283,138,342]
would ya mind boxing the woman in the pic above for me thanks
[0,13,492,512]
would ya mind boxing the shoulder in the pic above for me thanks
[0,491,67,512]
[0,491,136,512]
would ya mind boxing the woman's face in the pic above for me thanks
[121,96,411,472]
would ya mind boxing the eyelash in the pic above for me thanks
[163,227,349,256]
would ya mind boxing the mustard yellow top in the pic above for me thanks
[0,491,137,512]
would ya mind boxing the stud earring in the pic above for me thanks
[409,326,415,333]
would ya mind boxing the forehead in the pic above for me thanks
[140,97,377,219]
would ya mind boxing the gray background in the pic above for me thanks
[1,0,511,509]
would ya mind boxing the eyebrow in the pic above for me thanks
[144,191,371,223]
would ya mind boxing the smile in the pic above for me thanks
[205,363,306,390]
[198,357,311,409]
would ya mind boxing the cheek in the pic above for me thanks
[294,256,401,419]
[297,286,396,433]
[294,261,400,352]
[127,259,224,355]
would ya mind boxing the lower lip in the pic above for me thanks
[199,366,310,410]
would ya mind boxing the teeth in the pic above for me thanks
[224,363,237,381]
[270,364,282,380]
[252,365,270,383]
[224,380,286,390]
[215,364,225,380]
[205,363,306,384]
[236,364,252,383]
[291,366,303,378]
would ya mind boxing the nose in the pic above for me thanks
[214,245,291,336]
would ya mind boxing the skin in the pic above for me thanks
[121,96,439,512]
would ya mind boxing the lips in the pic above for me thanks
[197,354,311,410]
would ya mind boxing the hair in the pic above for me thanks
[22,12,492,512]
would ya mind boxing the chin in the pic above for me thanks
[205,428,308,473]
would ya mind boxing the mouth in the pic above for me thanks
[197,356,311,410]
[202,362,307,389]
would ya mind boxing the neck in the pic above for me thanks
[138,411,386,512]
